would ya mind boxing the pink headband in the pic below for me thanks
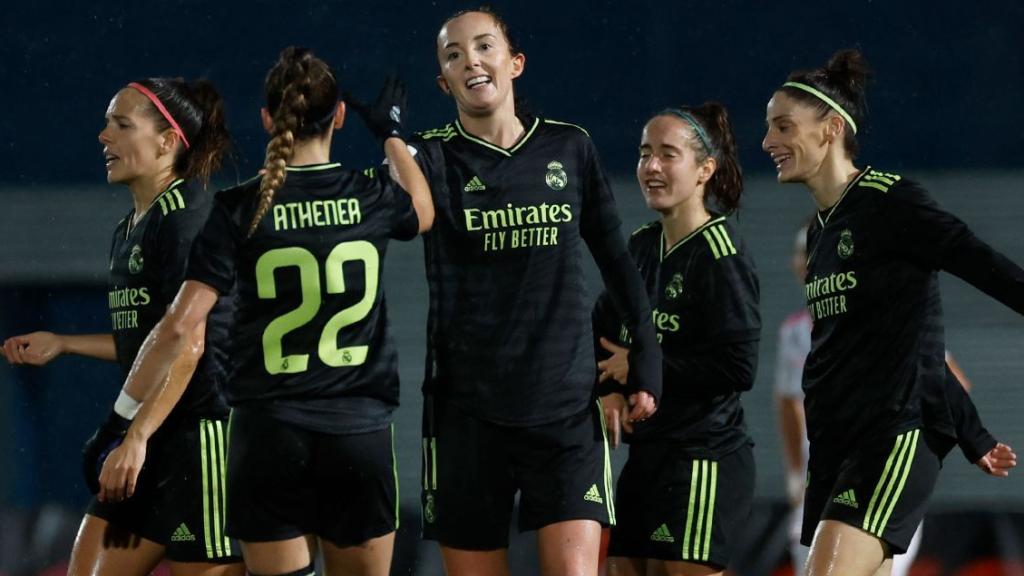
[128,82,191,149]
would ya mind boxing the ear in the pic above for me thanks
[260,107,273,133]
[510,52,525,80]
[697,156,717,186]
[436,75,451,96]
[158,129,180,156]
[333,101,346,130]
[824,114,845,143]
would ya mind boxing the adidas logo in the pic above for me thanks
[170,522,197,542]
[583,484,604,504]
[833,489,859,509]
[463,176,486,192]
[650,523,675,543]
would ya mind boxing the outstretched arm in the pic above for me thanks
[3,332,116,365]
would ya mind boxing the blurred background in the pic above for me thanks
[1,1,1022,574]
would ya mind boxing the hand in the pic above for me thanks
[597,337,630,385]
[975,442,1017,477]
[345,75,407,144]
[600,393,632,449]
[81,411,132,494]
[2,332,63,366]
[99,433,147,503]
[627,390,657,423]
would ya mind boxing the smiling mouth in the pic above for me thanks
[466,75,492,89]
[771,153,792,170]
[104,153,120,168]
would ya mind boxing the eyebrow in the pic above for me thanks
[768,114,793,124]
[444,33,498,50]
[106,113,131,121]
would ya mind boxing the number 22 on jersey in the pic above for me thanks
[256,240,379,375]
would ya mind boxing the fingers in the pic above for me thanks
[627,391,656,422]
[3,336,27,364]
[607,406,620,449]
[599,337,624,354]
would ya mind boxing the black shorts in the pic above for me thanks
[607,442,755,567]
[225,406,398,547]
[803,428,941,554]
[421,399,614,550]
[88,416,240,563]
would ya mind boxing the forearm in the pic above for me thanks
[385,137,434,232]
[60,334,117,361]
[125,322,204,442]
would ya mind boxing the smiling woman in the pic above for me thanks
[763,49,1024,576]
[409,8,663,576]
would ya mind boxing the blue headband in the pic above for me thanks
[660,108,713,156]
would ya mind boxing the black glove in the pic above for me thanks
[345,75,407,144]
[81,410,131,494]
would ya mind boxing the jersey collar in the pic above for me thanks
[127,178,186,238]
[661,214,728,261]
[816,165,871,227]
[285,162,341,172]
[454,116,540,157]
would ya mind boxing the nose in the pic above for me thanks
[98,125,112,145]
[761,130,774,153]
[644,156,662,174]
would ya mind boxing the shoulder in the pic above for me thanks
[854,167,930,205]
[627,220,660,249]
[539,117,591,139]
[411,123,457,146]
[699,216,744,262]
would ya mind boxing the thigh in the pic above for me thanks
[226,407,316,543]
[422,400,515,550]
[823,429,940,555]
[315,425,398,547]
[240,535,315,576]
[439,547,510,576]
[67,513,164,576]
[806,520,887,576]
[536,519,602,576]
[515,400,614,532]
[321,532,394,576]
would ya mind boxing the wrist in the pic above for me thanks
[113,389,141,420]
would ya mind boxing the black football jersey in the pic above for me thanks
[108,179,230,420]
[410,117,661,426]
[594,215,760,457]
[803,167,1024,467]
[186,163,419,434]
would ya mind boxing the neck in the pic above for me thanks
[660,194,712,248]
[289,131,333,167]
[128,168,177,218]
[806,154,860,211]
[458,100,523,148]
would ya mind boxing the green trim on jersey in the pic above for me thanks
[681,459,718,562]
[863,429,919,537]
[454,117,540,157]
[857,169,903,193]
[155,179,187,216]
[390,423,400,529]
[543,119,590,138]
[286,162,341,172]
[660,215,728,261]
[199,419,233,559]
[422,437,437,490]
[702,223,737,260]
[419,124,457,142]
[595,398,617,524]
[630,222,657,237]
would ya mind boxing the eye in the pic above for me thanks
[446,51,459,62]
[479,42,492,51]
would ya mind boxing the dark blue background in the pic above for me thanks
[3,0,1022,185]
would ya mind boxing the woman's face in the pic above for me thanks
[762,91,833,184]
[637,115,713,215]
[436,11,524,117]
[98,88,168,186]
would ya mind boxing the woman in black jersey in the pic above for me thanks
[593,104,759,576]
[106,47,432,576]
[409,8,661,575]
[2,79,242,575]
[762,49,1024,576]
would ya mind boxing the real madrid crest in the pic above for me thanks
[837,229,854,259]
[128,245,145,274]
[424,493,436,523]
[545,160,568,191]
[665,273,684,300]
